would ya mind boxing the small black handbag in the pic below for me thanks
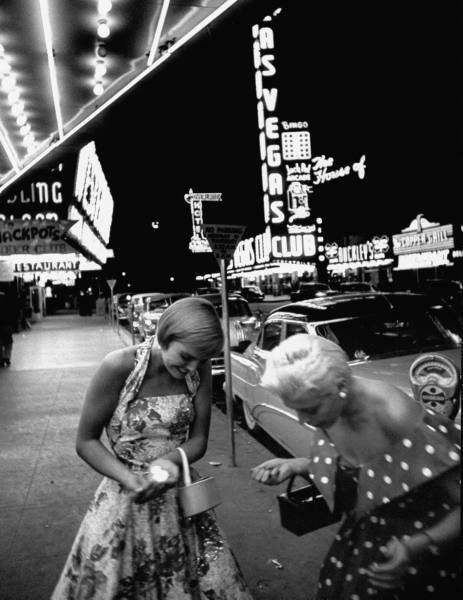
[277,476,340,536]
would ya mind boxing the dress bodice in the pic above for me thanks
[106,336,199,470]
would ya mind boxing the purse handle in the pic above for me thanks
[286,475,315,497]
[286,475,297,496]
[177,447,191,486]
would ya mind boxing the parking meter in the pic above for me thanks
[409,354,461,420]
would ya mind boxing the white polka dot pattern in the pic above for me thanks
[308,407,460,521]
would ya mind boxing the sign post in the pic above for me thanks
[106,278,116,329]
[202,224,246,466]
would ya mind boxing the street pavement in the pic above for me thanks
[0,311,338,600]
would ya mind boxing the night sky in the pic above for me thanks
[72,0,460,291]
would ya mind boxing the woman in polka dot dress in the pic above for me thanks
[251,334,460,599]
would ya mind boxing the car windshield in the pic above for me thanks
[315,306,461,360]
[341,283,372,291]
[148,299,169,311]
[214,299,252,318]
[301,283,328,290]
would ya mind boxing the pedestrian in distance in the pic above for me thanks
[0,289,17,367]
[251,333,461,599]
[51,296,253,599]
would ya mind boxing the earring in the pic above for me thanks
[339,391,347,399]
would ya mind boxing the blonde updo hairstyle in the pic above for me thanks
[261,333,351,401]
[157,296,224,360]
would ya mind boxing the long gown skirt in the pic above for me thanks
[51,476,253,600]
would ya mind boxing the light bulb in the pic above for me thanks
[11,101,24,116]
[97,20,110,39]
[20,124,31,136]
[0,57,11,76]
[1,74,15,92]
[95,60,107,78]
[7,88,20,104]
[93,82,104,96]
[23,133,34,145]
[98,0,112,15]
[16,114,27,126]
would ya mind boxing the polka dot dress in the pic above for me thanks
[310,410,461,599]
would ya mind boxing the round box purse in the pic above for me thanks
[177,447,221,517]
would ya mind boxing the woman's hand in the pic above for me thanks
[251,457,310,485]
[365,536,410,590]
[132,458,179,504]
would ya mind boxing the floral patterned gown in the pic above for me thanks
[51,337,254,600]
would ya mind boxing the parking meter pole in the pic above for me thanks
[220,258,236,467]
[109,289,114,329]
[106,279,116,330]
[128,302,136,345]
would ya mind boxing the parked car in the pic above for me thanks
[409,279,463,312]
[112,293,132,323]
[128,292,164,334]
[196,286,222,295]
[290,282,334,302]
[199,292,260,376]
[239,285,265,302]
[137,292,190,340]
[230,292,461,456]
[337,282,377,293]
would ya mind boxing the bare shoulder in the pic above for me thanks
[96,345,139,384]
[368,379,421,440]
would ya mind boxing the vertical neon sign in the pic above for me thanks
[252,20,285,229]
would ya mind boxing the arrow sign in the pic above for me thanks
[202,224,246,262]
[184,189,222,203]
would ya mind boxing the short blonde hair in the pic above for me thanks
[261,333,351,400]
[157,296,223,359]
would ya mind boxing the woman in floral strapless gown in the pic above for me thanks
[51,297,254,600]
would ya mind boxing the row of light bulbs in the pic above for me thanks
[0,42,37,156]
[93,0,113,96]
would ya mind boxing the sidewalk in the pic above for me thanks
[0,313,337,600]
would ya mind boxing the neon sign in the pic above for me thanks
[0,219,74,256]
[393,215,454,256]
[0,162,68,222]
[184,189,222,253]
[325,236,391,266]
[230,228,317,270]
[395,251,453,270]
[252,22,285,228]
[73,141,113,245]
[252,12,366,244]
